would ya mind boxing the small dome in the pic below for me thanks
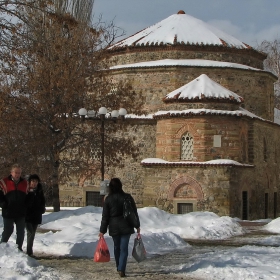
[164,74,243,103]
[177,10,185,14]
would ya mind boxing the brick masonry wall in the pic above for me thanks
[140,131,280,220]
[59,116,280,219]
[249,120,280,219]
[111,67,275,121]
[109,47,264,69]
[141,165,233,216]
[59,121,156,207]
[58,44,280,220]
[156,116,250,162]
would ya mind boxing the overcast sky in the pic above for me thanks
[93,0,280,47]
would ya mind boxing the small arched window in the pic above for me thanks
[181,132,193,160]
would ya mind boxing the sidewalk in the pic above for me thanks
[38,254,199,280]
[37,221,271,279]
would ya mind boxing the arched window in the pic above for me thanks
[181,132,193,160]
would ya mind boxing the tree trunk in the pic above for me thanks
[52,161,60,212]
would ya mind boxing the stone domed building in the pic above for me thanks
[61,11,279,220]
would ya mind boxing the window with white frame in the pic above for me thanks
[181,132,193,160]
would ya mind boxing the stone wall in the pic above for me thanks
[138,118,280,219]
[109,46,264,69]
[58,117,280,220]
[111,67,276,121]
[58,43,280,220]
[59,120,156,207]
[249,120,280,219]
[141,164,233,216]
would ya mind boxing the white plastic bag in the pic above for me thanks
[132,234,147,263]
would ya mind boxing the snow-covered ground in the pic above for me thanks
[1,206,280,279]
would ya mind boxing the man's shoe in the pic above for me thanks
[118,271,126,277]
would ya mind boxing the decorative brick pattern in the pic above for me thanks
[169,176,203,200]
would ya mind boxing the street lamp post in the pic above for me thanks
[78,106,127,182]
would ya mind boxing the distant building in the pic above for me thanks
[60,11,279,220]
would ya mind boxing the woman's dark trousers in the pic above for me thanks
[112,234,131,273]
[25,223,38,255]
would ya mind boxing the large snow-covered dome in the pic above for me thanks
[110,10,251,50]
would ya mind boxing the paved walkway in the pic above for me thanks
[38,254,200,280]
[37,221,271,279]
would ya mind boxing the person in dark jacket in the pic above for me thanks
[25,174,46,256]
[99,178,140,278]
[0,164,32,251]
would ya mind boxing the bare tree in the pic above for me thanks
[0,1,144,211]
[258,39,280,108]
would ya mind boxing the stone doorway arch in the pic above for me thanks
[169,176,203,214]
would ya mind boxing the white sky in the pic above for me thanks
[1,207,280,279]
[93,0,280,48]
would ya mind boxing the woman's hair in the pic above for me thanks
[108,178,123,194]
[28,174,41,183]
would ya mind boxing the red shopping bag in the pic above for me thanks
[93,237,110,262]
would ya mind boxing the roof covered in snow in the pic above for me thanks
[110,10,252,50]
[164,74,243,103]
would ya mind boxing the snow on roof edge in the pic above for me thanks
[110,59,261,71]
[141,158,254,167]
[153,107,262,120]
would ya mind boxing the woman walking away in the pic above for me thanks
[25,174,46,256]
[99,178,140,278]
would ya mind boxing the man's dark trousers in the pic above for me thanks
[1,216,25,250]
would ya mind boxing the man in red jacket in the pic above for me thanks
[0,164,31,251]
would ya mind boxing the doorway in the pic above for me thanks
[86,191,103,207]
[274,192,277,218]
[242,191,248,220]
[177,203,193,214]
[265,193,268,219]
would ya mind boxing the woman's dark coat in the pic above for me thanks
[100,192,140,236]
[26,183,46,224]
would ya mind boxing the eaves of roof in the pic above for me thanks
[153,110,256,119]
[141,162,254,168]
[107,44,266,60]
[109,65,277,81]
[163,96,242,104]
